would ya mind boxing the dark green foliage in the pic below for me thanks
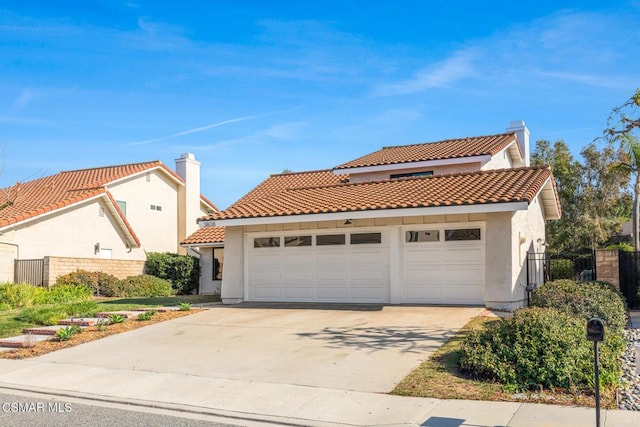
[144,252,200,295]
[55,270,123,297]
[548,259,574,280]
[531,280,627,331]
[459,307,623,392]
[120,275,175,297]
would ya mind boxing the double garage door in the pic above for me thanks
[246,225,485,304]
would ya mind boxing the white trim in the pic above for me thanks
[181,242,224,248]
[205,202,529,227]
[332,155,492,175]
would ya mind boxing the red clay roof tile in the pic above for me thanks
[207,166,554,221]
[182,226,225,245]
[334,132,518,170]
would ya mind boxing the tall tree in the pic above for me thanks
[606,89,640,249]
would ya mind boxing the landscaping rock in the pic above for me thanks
[619,328,640,411]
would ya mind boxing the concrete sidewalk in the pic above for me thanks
[0,359,637,426]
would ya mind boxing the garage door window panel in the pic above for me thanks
[284,236,312,247]
[406,230,440,242]
[444,228,481,241]
[316,234,346,245]
[350,232,382,244]
[254,237,281,248]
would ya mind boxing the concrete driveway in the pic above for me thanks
[32,304,482,393]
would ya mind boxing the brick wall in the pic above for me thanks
[595,249,619,289]
[44,256,145,286]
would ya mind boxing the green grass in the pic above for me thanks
[0,295,220,339]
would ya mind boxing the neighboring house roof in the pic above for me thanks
[334,132,520,170]
[205,166,560,222]
[0,160,205,248]
[181,226,225,246]
[200,194,219,213]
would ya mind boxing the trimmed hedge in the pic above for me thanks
[459,279,627,392]
[119,275,175,298]
[144,252,199,295]
[531,280,627,332]
[55,270,123,297]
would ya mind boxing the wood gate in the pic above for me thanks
[14,259,45,287]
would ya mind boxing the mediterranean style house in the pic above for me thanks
[0,153,216,285]
[184,121,561,309]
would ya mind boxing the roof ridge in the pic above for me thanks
[269,168,335,177]
[60,160,162,174]
[380,132,515,150]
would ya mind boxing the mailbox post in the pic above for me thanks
[587,318,605,427]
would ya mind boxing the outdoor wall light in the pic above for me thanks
[94,242,100,254]
[344,219,352,225]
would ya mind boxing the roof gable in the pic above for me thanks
[334,132,519,171]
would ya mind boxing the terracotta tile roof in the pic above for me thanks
[0,161,178,231]
[334,132,518,170]
[200,194,219,213]
[182,226,225,245]
[206,166,555,221]
[233,169,348,204]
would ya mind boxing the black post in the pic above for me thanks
[593,340,601,427]
[587,317,604,427]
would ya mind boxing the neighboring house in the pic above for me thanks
[0,153,216,285]
[187,121,561,310]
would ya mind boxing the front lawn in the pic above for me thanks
[0,294,220,339]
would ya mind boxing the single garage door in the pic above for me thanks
[402,225,485,304]
[247,230,390,302]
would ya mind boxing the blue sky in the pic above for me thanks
[1,1,639,209]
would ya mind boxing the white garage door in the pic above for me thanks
[247,230,390,302]
[402,225,485,305]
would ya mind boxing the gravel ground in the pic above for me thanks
[619,328,640,410]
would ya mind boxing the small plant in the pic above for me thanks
[95,318,108,331]
[136,311,155,321]
[179,302,191,311]
[108,314,126,324]
[55,325,81,341]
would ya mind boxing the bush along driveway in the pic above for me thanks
[394,280,634,410]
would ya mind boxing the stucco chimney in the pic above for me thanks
[175,153,201,253]
[506,120,530,167]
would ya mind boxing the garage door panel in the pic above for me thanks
[283,269,314,282]
[441,247,483,263]
[253,287,282,299]
[316,287,349,299]
[444,266,484,284]
[283,287,314,298]
[351,287,387,299]
[250,269,282,285]
[404,268,444,284]
[404,248,443,264]
[282,253,315,265]
[251,253,281,266]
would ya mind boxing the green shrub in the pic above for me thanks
[55,270,123,297]
[459,307,623,392]
[549,259,574,280]
[606,242,634,252]
[145,252,199,295]
[531,280,627,332]
[16,300,99,325]
[179,302,191,311]
[120,275,175,297]
[39,284,93,304]
[56,325,81,341]
[0,282,47,309]
[136,311,155,321]
[108,313,125,324]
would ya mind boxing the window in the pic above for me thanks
[284,236,312,247]
[316,234,345,246]
[406,230,439,242]
[253,237,280,248]
[350,232,382,244]
[150,204,163,211]
[212,247,224,280]
[116,200,127,216]
[445,228,481,241]
[390,171,433,179]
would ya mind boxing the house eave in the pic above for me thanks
[204,201,530,227]
[332,155,492,175]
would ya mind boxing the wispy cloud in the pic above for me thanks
[126,106,303,146]
[536,70,636,90]
[11,88,34,111]
[372,51,476,96]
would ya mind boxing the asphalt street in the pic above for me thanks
[0,389,241,427]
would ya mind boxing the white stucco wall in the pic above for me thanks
[197,247,222,295]
[0,235,18,282]
[108,171,180,253]
[6,198,146,261]
[481,148,513,171]
[221,226,244,303]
